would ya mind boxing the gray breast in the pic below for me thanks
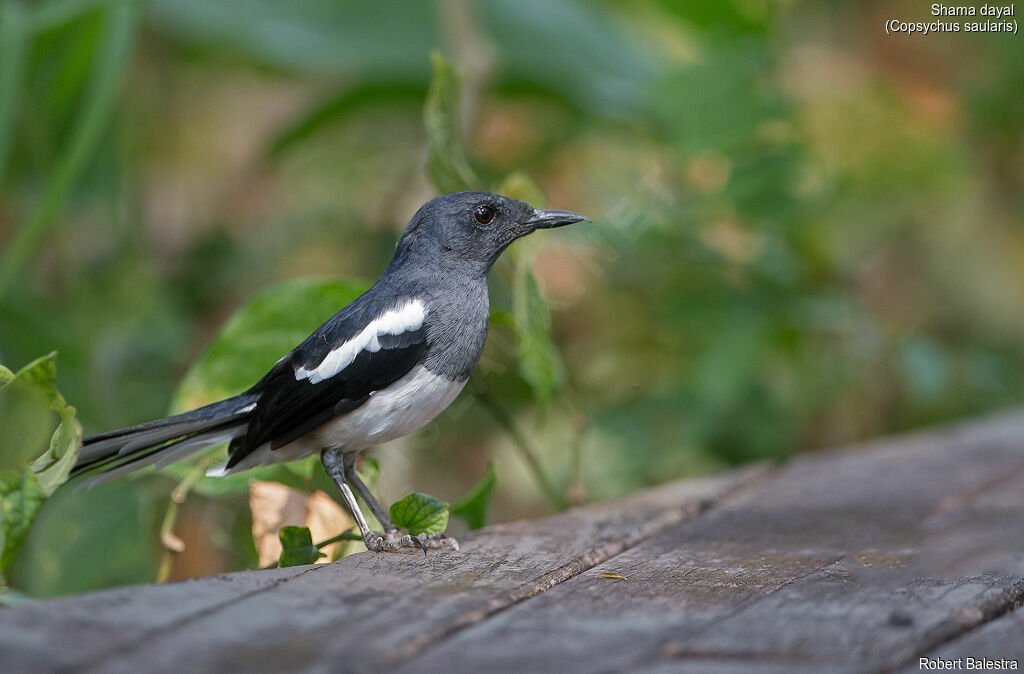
[421,278,490,380]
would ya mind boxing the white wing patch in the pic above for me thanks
[294,299,427,385]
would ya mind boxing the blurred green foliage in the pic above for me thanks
[424,50,480,194]
[1,0,1022,597]
[450,460,496,530]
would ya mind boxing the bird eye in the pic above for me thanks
[473,205,495,225]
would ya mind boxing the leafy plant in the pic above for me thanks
[0,354,81,584]
[512,262,566,403]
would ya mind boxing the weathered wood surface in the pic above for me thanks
[2,413,1023,673]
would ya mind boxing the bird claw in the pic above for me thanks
[362,529,459,554]
[417,531,460,552]
[362,529,408,552]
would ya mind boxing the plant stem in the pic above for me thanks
[155,458,212,583]
[0,0,140,298]
[315,530,363,548]
[155,501,182,583]
[475,386,567,511]
[567,410,589,507]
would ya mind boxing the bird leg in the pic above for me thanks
[342,452,395,530]
[342,453,459,551]
[339,451,459,552]
[321,448,425,553]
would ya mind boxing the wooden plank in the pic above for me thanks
[0,565,312,672]
[910,609,1024,672]
[0,464,765,673]
[402,413,1024,673]
[902,460,1024,673]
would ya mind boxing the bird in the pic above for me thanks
[71,191,588,552]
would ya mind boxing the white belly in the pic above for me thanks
[313,365,465,449]
[218,366,466,474]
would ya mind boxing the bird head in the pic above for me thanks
[393,191,589,276]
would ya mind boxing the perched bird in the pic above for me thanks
[72,191,588,552]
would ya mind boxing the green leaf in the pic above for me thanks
[172,277,370,412]
[0,375,53,472]
[12,480,163,597]
[0,469,45,581]
[389,492,449,536]
[22,356,83,497]
[0,353,82,581]
[423,51,480,194]
[450,461,497,530]
[278,526,325,567]
[513,264,565,403]
[30,410,82,498]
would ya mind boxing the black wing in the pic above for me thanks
[224,309,428,470]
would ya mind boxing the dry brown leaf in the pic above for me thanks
[305,490,352,563]
[249,480,307,567]
[249,481,354,566]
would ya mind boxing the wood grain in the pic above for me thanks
[400,413,1024,673]
[0,463,762,673]
[2,413,1023,673]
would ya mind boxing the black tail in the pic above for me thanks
[72,394,259,486]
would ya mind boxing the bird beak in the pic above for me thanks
[522,209,590,230]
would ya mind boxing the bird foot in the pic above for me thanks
[419,531,460,552]
[363,529,459,554]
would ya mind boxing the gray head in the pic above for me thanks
[389,191,588,277]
